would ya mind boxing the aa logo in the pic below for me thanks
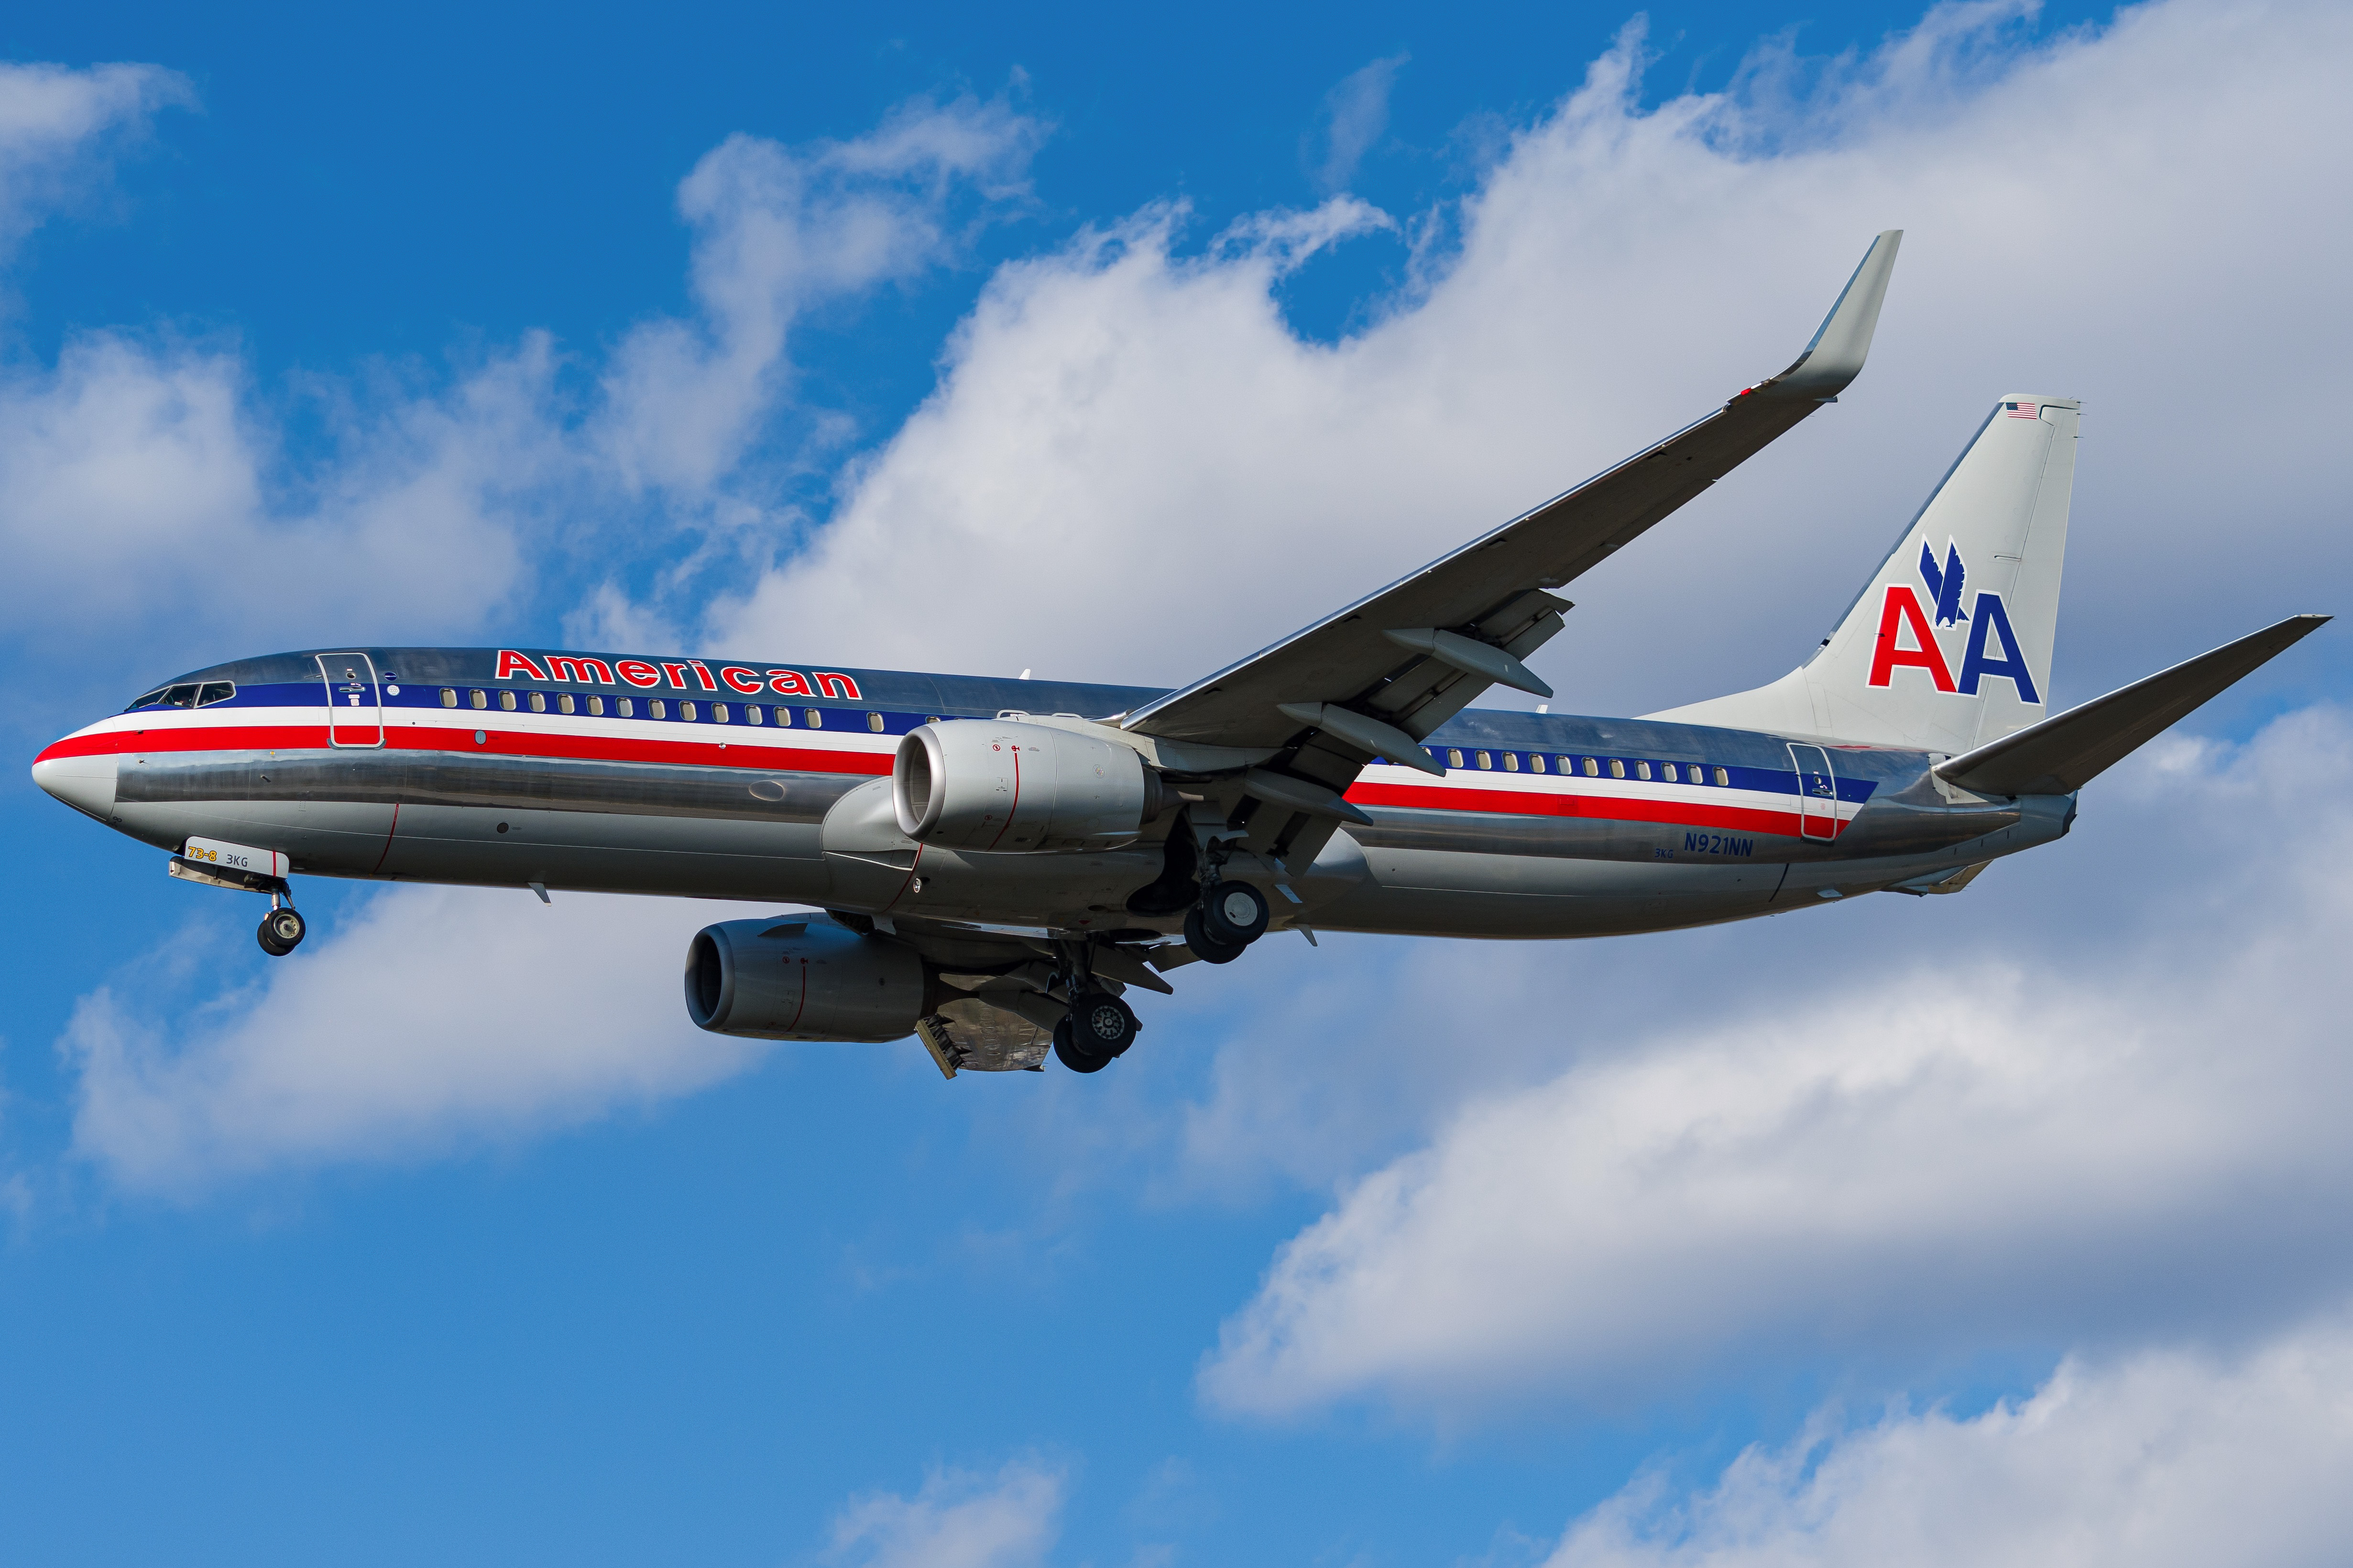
[1866,538,2040,701]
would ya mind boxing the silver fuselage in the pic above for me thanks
[33,646,2072,939]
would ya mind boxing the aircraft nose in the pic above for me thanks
[32,749,119,822]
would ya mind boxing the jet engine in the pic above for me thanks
[892,719,1162,852]
[685,917,926,1042]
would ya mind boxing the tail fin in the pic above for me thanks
[1646,395,2079,752]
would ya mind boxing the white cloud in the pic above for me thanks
[1310,54,1407,193]
[828,1459,1066,1568]
[65,885,768,1193]
[1547,1310,2353,1568]
[0,61,191,255]
[592,93,1046,496]
[0,330,550,678]
[1198,706,2353,1417]
[717,0,2352,716]
[0,87,1043,709]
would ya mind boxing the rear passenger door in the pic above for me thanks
[317,653,384,747]
[1787,743,1837,840]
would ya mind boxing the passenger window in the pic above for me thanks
[681,701,699,721]
[499,691,518,712]
[1635,761,1651,780]
[927,716,942,725]
[806,709,823,729]
[1475,751,1492,769]
[197,683,235,706]
[713,703,730,723]
[649,699,667,719]
[1714,766,1730,786]
[1503,752,1520,772]
[1609,759,1625,779]
[744,703,762,725]
[557,694,575,715]
[1447,748,1464,767]
[773,706,793,726]
[867,712,885,733]
[1530,754,1546,773]
[617,697,634,717]
[1581,757,1598,777]
[1661,763,1678,782]
[439,688,458,708]
[530,693,547,713]
[471,690,488,709]
[587,696,605,717]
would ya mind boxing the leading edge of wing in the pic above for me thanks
[1122,230,1905,747]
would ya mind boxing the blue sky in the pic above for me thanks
[5,3,2352,1564]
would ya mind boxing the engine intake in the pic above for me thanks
[893,719,1159,852]
[685,917,926,1042]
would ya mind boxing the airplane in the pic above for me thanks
[31,231,2328,1078]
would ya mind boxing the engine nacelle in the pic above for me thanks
[893,719,1158,852]
[684,918,925,1042]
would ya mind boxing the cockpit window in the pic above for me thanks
[162,685,200,708]
[197,682,235,707]
[124,689,169,711]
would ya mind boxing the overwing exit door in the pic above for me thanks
[317,652,384,747]
[1787,743,1837,840]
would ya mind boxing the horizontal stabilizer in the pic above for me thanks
[1936,614,2330,796]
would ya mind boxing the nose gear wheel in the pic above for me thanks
[257,906,307,956]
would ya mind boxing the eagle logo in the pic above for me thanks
[1917,538,1969,627]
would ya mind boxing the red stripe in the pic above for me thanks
[39,722,1843,838]
[34,722,893,777]
[1347,779,1844,838]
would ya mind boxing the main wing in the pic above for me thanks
[1120,231,1904,760]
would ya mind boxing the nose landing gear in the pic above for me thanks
[257,904,307,957]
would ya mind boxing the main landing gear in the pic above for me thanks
[257,901,306,957]
[1183,879,1270,965]
[1045,874,1273,1074]
[1052,991,1142,1074]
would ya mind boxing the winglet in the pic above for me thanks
[1754,229,1903,401]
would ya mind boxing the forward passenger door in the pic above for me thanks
[317,652,384,747]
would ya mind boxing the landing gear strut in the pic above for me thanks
[257,902,306,957]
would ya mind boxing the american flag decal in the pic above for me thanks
[2005,399,2039,419]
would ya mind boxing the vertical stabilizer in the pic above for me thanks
[1646,396,2079,753]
